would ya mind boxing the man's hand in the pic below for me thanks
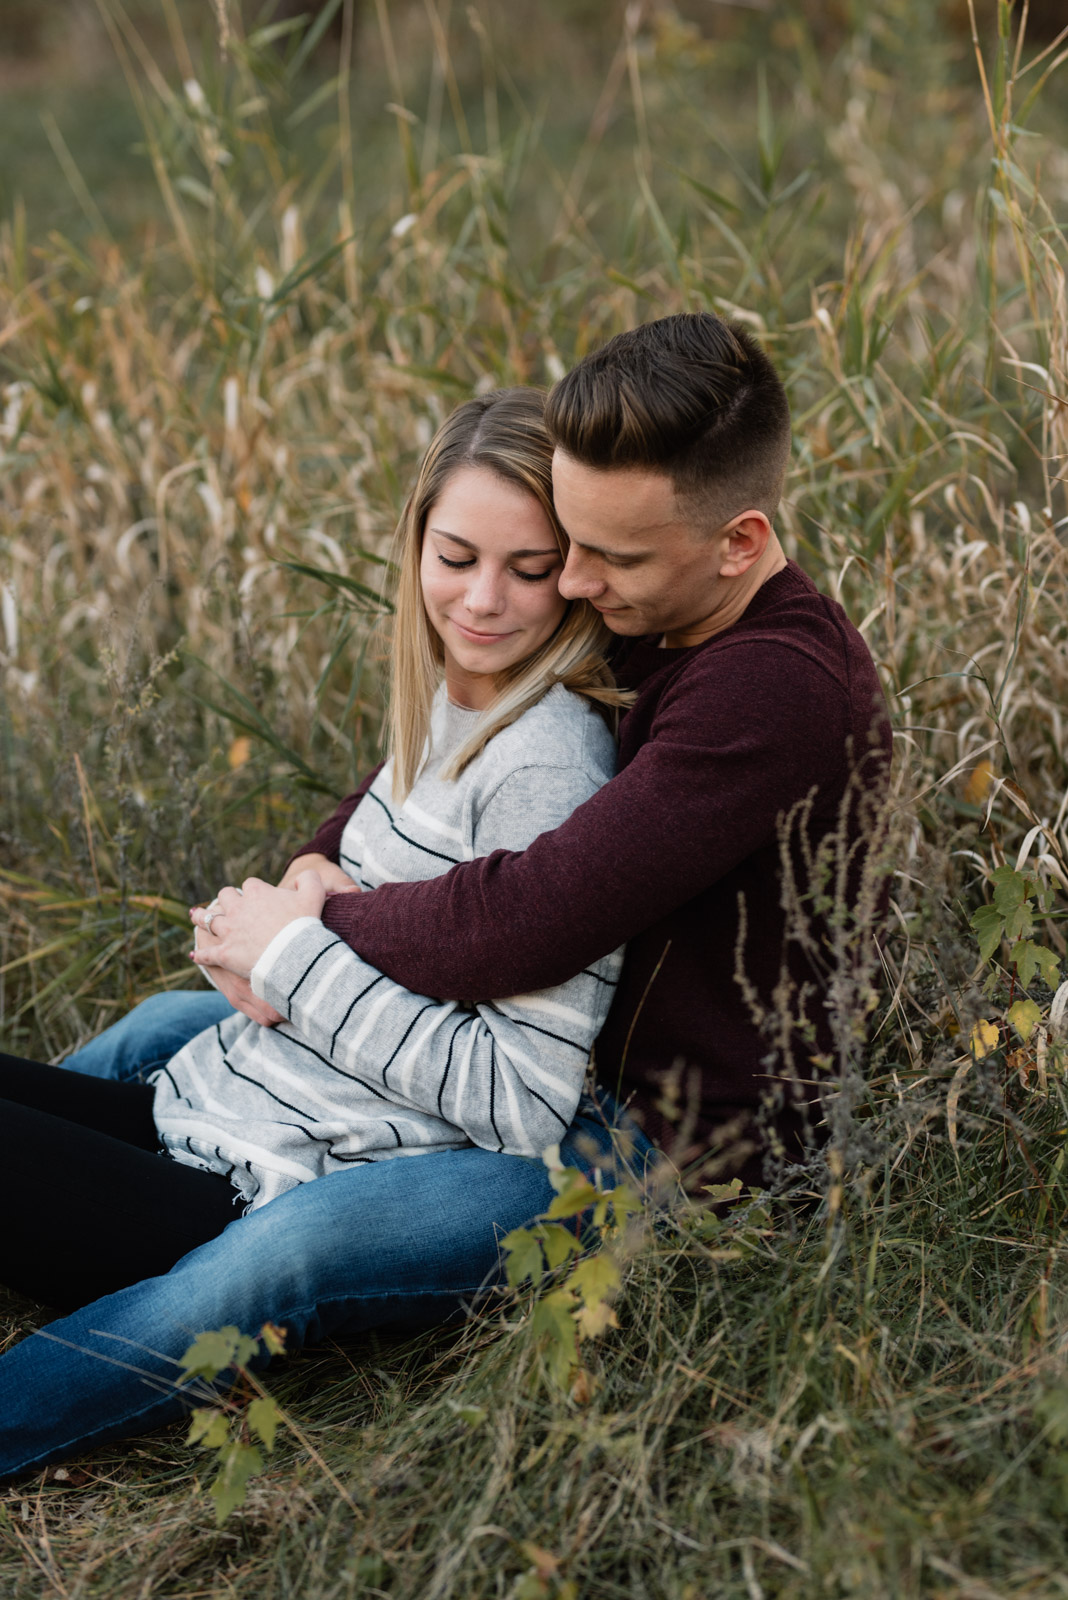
[278,852,361,896]
[190,871,328,980]
[205,962,286,1028]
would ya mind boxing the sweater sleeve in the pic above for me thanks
[319,644,853,1000]
[250,920,620,1156]
[250,754,623,1156]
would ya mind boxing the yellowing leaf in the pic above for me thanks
[228,736,252,770]
[703,1177,744,1204]
[569,1252,621,1308]
[1008,998,1042,1043]
[575,1301,620,1341]
[964,757,995,806]
[970,1019,1000,1059]
[519,1543,561,1580]
[544,1178,598,1220]
[248,1396,281,1453]
[569,1366,596,1405]
[259,1322,287,1357]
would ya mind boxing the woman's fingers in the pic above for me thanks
[190,884,246,934]
[189,873,327,979]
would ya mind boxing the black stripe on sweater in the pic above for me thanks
[329,972,388,1055]
[494,1013,591,1056]
[520,1084,569,1129]
[271,1027,392,1101]
[488,1039,502,1148]
[153,1062,189,1104]
[380,1001,443,1090]
[437,1014,469,1117]
[218,1051,326,1122]
[366,789,461,865]
[287,938,344,1006]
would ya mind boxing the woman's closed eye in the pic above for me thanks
[436,554,557,583]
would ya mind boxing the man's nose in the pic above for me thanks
[558,547,605,601]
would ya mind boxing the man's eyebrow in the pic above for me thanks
[428,528,561,559]
[570,537,652,560]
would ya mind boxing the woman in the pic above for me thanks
[0,391,647,1473]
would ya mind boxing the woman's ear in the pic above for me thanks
[718,510,772,577]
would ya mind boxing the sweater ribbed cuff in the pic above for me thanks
[250,916,330,1003]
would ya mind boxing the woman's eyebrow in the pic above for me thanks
[429,528,561,559]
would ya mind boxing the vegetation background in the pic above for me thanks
[2,0,1068,1594]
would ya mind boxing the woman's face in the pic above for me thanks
[419,464,568,711]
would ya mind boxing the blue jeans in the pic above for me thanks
[2,993,652,1478]
[62,990,237,1081]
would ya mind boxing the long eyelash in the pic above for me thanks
[436,554,555,583]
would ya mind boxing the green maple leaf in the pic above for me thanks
[991,865,1029,915]
[970,903,1005,964]
[532,1290,578,1387]
[594,1183,644,1229]
[502,1227,545,1290]
[187,1408,230,1450]
[1004,901,1035,942]
[208,1441,264,1524]
[538,1223,581,1270]
[1014,940,1060,991]
[179,1326,259,1382]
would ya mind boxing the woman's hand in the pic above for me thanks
[190,871,328,980]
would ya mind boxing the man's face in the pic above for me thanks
[552,451,730,647]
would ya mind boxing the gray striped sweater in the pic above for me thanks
[151,685,622,1211]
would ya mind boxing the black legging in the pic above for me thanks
[0,1052,239,1311]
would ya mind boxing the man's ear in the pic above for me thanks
[718,510,771,577]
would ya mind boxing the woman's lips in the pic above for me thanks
[449,619,517,643]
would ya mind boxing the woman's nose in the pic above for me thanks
[463,565,506,615]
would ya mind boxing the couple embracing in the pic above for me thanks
[0,311,890,1477]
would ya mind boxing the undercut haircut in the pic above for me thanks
[545,312,791,530]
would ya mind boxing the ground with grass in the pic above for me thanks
[2,2,1068,1595]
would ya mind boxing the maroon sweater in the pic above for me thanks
[290,563,890,1181]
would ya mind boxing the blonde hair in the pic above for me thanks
[388,388,629,802]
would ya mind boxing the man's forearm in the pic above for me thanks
[318,657,853,1002]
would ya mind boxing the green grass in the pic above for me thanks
[3,0,1068,1593]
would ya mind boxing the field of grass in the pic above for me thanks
[2,1,1068,1594]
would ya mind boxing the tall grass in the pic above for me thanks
[2,1,1068,1594]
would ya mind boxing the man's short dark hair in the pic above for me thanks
[545,311,791,528]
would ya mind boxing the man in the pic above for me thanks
[1,312,889,1475]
